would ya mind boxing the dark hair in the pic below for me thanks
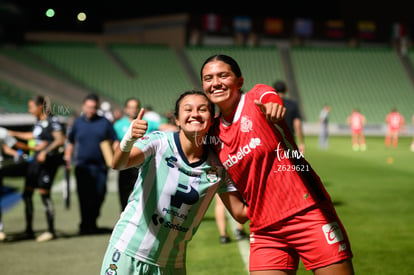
[200,54,242,80]
[30,95,45,105]
[30,95,49,114]
[174,90,215,118]
[124,97,139,107]
[144,105,154,111]
[83,93,100,103]
[273,80,287,93]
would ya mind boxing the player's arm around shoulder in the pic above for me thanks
[219,191,248,224]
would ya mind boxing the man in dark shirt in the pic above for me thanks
[273,80,305,154]
[65,94,119,235]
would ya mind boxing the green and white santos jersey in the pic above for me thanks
[109,131,237,268]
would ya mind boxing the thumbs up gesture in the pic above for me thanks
[129,108,148,139]
[120,108,148,152]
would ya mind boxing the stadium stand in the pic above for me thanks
[291,46,414,124]
[0,44,73,83]
[0,45,100,118]
[1,41,413,135]
[0,79,33,113]
[20,42,193,115]
[108,44,193,108]
[186,46,284,92]
[405,49,414,81]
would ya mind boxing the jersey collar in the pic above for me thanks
[173,132,208,168]
[221,94,245,126]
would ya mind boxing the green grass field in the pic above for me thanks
[1,136,413,274]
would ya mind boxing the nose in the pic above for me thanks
[211,76,221,87]
[190,109,201,117]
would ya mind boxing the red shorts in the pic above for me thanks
[351,128,363,135]
[387,128,400,134]
[249,201,353,271]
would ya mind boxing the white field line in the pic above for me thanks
[227,212,250,274]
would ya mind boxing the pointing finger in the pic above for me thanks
[254,100,266,113]
[254,99,264,108]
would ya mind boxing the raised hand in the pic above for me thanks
[130,108,148,139]
[254,100,286,124]
[120,108,147,152]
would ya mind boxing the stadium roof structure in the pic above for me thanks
[3,0,414,33]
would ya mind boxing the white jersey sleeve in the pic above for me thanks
[110,131,233,268]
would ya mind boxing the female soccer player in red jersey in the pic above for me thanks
[347,108,367,151]
[385,107,405,148]
[201,54,354,275]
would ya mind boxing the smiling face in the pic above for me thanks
[201,60,244,116]
[175,94,212,138]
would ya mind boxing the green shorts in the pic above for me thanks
[101,242,187,275]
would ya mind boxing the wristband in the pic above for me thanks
[119,122,137,152]
[120,138,135,152]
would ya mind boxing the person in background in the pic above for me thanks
[273,80,305,154]
[64,93,119,235]
[112,108,123,124]
[101,90,247,275]
[318,104,331,149]
[164,110,176,126]
[142,105,178,133]
[201,54,354,275]
[347,108,367,151]
[113,97,140,211]
[0,127,30,241]
[8,96,66,242]
[99,101,115,123]
[385,107,405,148]
[215,194,248,244]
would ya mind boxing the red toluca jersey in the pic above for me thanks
[209,84,330,230]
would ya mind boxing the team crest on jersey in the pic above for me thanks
[206,167,218,183]
[104,264,117,275]
[138,135,150,145]
[240,116,253,132]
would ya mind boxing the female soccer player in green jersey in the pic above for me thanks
[101,90,248,275]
